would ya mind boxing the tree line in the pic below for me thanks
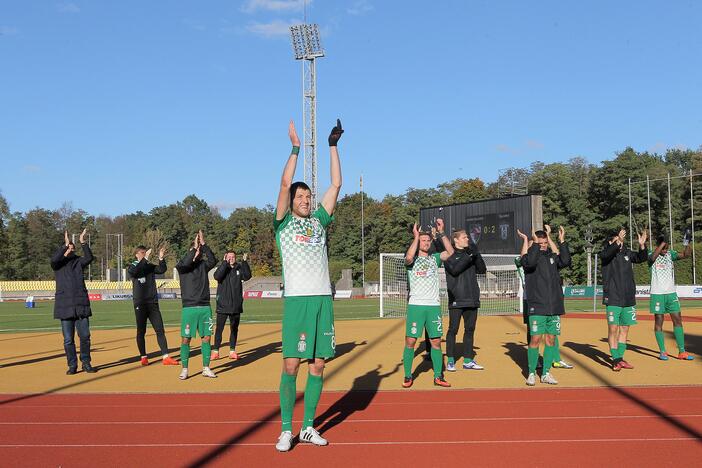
[1,146,701,286]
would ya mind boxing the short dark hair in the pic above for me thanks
[290,181,311,208]
[418,231,432,239]
[657,235,666,245]
[534,230,547,239]
[134,245,147,254]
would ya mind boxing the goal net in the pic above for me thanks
[379,253,522,318]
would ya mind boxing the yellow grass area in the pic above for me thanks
[1,313,701,394]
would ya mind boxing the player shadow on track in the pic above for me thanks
[0,351,71,369]
[211,340,367,375]
[678,331,702,358]
[94,346,182,371]
[502,341,529,377]
[563,341,611,369]
[314,362,401,436]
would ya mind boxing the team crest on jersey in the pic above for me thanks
[410,321,417,335]
[297,333,307,353]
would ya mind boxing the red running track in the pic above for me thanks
[1,387,701,467]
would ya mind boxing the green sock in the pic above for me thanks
[618,342,627,360]
[447,357,455,365]
[403,347,414,378]
[201,341,211,367]
[180,343,190,368]
[430,347,443,378]
[610,348,620,360]
[553,336,561,361]
[527,347,539,374]
[543,345,555,373]
[303,374,323,429]
[673,326,685,353]
[655,331,666,353]
[279,373,297,432]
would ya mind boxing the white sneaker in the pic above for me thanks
[526,373,536,386]
[299,426,328,446]
[275,431,293,452]
[179,368,188,380]
[446,361,456,372]
[552,360,574,369]
[463,360,484,370]
[541,372,558,385]
[201,367,217,378]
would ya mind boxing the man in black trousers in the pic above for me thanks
[51,228,96,375]
[443,229,487,371]
[128,245,179,366]
[211,251,252,360]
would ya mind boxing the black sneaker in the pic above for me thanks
[82,365,97,373]
[66,368,77,375]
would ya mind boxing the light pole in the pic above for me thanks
[361,174,365,296]
[289,23,324,208]
[585,224,594,287]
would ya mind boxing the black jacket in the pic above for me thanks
[521,242,571,316]
[128,258,167,305]
[51,243,94,320]
[444,246,486,309]
[600,242,647,307]
[176,245,217,307]
[213,260,252,314]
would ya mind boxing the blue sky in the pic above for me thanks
[1,0,701,217]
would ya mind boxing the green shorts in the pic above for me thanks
[282,295,335,359]
[529,315,561,336]
[606,306,637,325]
[650,293,681,314]
[406,304,443,339]
[181,306,213,338]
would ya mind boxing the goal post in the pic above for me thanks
[379,253,521,318]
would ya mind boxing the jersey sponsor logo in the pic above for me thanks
[294,233,323,246]
[138,277,146,284]
[550,258,554,264]
[624,255,630,261]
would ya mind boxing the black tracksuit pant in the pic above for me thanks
[446,307,478,361]
[214,313,241,351]
[134,303,168,356]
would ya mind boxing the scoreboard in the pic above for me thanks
[419,195,543,254]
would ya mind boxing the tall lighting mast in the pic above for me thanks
[289,23,324,208]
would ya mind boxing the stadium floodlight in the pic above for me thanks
[290,24,324,60]
[289,23,324,207]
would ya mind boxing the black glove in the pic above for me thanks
[328,119,344,146]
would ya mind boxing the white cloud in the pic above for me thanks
[241,0,307,13]
[0,26,19,36]
[245,19,298,38]
[212,201,252,213]
[347,0,373,16]
[525,139,544,150]
[57,2,80,13]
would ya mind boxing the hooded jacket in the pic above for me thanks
[128,258,167,305]
[176,245,217,307]
[51,243,94,320]
[444,245,486,309]
[213,260,252,314]
[600,242,647,307]
[521,242,571,316]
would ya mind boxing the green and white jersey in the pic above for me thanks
[649,249,679,295]
[407,253,442,306]
[515,256,525,286]
[274,206,333,297]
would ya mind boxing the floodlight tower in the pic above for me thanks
[289,24,324,208]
